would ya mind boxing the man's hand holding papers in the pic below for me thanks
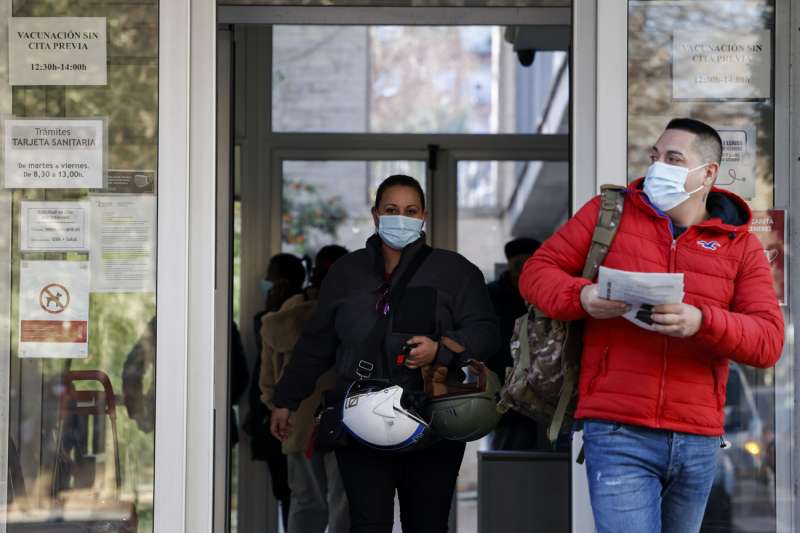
[593,266,700,335]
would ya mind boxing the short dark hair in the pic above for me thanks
[268,253,306,293]
[665,118,723,164]
[374,175,426,211]
[311,245,349,287]
[315,245,349,268]
[504,237,541,260]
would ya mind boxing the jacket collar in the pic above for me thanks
[627,177,752,234]
[366,232,428,281]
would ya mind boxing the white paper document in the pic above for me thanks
[90,195,156,293]
[597,266,684,331]
[20,201,89,252]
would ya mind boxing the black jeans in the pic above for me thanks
[335,439,466,533]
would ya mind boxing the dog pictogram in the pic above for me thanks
[39,283,70,314]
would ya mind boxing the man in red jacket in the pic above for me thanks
[519,118,784,532]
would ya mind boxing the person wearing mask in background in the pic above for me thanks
[242,253,306,529]
[486,237,545,451]
[260,244,350,533]
[519,118,784,532]
[270,174,500,533]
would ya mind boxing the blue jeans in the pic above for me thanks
[582,420,720,533]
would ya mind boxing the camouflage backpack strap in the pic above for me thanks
[547,184,625,447]
[581,185,625,280]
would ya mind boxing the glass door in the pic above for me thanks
[277,158,428,256]
[584,1,794,531]
[627,2,787,531]
[233,12,570,532]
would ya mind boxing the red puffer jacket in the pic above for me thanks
[519,179,784,436]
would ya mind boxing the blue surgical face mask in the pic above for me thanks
[260,279,274,299]
[643,161,708,212]
[377,215,424,250]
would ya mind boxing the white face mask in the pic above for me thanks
[643,161,709,212]
[377,215,424,250]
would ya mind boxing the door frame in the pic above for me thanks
[232,8,570,532]
[155,1,218,532]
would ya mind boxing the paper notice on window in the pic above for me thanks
[3,117,105,189]
[597,266,684,331]
[714,125,757,200]
[672,29,771,99]
[8,17,107,86]
[20,201,89,252]
[90,196,156,293]
[19,260,89,358]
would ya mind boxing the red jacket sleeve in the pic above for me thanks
[518,196,600,321]
[693,233,785,368]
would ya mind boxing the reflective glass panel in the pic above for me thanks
[455,159,569,529]
[628,0,775,210]
[281,160,427,256]
[3,2,159,531]
[457,160,569,281]
[628,2,783,531]
[273,25,569,134]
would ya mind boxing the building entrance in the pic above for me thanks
[218,7,571,532]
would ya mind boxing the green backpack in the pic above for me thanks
[497,185,625,446]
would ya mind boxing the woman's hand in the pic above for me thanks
[270,407,292,441]
[405,336,439,369]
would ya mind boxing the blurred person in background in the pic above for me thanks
[260,244,350,533]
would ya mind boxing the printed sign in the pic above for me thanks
[673,29,771,99]
[98,170,156,195]
[90,195,156,293]
[20,201,89,252]
[3,118,105,189]
[8,17,107,86]
[714,125,757,200]
[749,210,786,305]
[19,260,89,358]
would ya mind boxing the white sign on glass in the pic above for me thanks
[3,118,105,189]
[673,30,771,99]
[90,195,156,293]
[8,17,107,86]
[19,260,90,359]
[20,201,90,252]
[714,125,757,200]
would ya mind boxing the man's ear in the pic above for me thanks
[704,163,720,187]
[371,206,379,228]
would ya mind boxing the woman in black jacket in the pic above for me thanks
[271,174,500,533]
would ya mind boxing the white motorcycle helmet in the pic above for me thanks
[342,380,431,451]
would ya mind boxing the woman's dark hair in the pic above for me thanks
[268,253,306,293]
[374,174,425,211]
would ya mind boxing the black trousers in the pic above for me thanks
[335,439,466,533]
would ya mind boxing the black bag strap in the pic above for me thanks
[389,245,433,310]
[361,245,433,379]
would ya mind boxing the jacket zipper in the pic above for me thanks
[655,234,680,428]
